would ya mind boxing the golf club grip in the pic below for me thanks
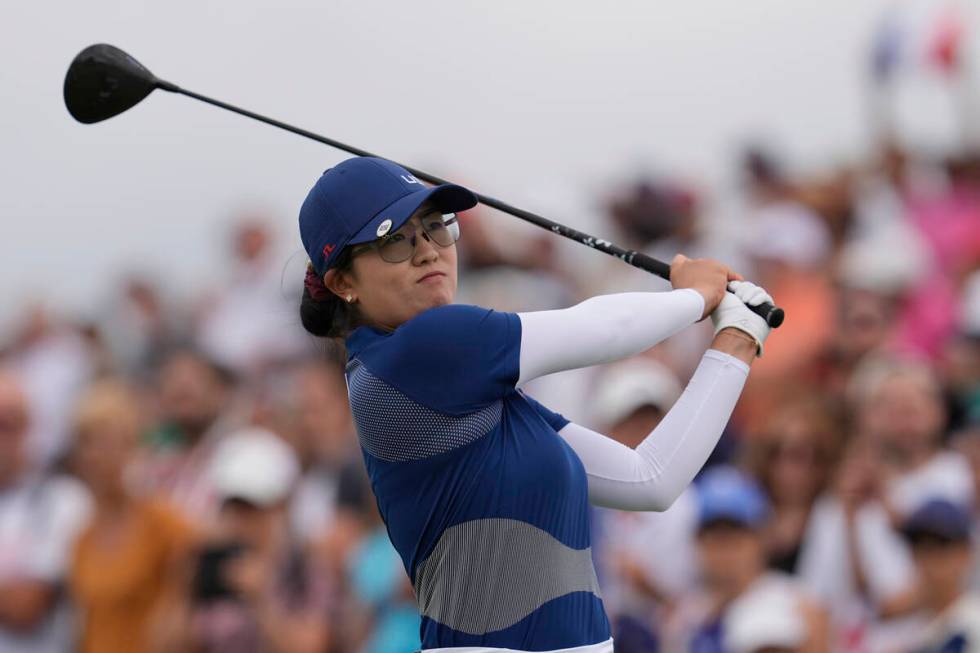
[631,253,785,327]
[165,85,784,328]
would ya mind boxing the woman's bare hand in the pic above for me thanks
[669,254,742,319]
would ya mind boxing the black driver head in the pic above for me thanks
[64,44,169,124]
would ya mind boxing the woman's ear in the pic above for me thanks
[323,268,354,302]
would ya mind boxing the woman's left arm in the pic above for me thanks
[559,341,751,511]
[542,281,772,510]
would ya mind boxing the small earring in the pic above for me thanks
[346,294,353,303]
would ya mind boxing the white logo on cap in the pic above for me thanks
[376,219,393,237]
[401,174,421,185]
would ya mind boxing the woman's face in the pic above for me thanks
[329,208,458,331]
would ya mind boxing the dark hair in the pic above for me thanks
[300,248,359,339]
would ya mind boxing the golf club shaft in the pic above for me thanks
[165,83,784,328]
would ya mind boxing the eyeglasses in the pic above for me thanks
[350,211,459,264]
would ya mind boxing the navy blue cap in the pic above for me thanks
[902,498,973,542]
[697,466,770,529]
[299,157,478,274]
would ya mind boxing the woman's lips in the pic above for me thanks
[418,272,446,283]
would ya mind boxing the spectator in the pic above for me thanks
[849,357,974,520]
[816,287,900,408]
[281,359,361,545]
[796,432,917,650]
[4,305,94,470]
[745,397,841,574]
[69,380,195,653]
[951,426,980,590]
[605,179,701,259]
[593,178,723,378]
[141,348,244,523]
[893,154,980,359]
[0,370,91,653]
[194,217,311,379]
[99,276,180,381]
[900,499,980,652]
[732,148,837,433]
[941,270,980,432]
[591,360,697,653]
[156,427,330,653]
[341,471,421,653]
[665,467,828,653]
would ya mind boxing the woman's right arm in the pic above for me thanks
[517,255,734,387]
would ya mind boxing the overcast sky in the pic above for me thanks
[2,0,972,327]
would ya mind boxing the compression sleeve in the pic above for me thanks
[556,349,749,511]
[516,289,704,387]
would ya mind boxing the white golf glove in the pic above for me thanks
[710,280,773,357]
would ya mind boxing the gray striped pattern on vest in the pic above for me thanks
[347,360,503,462]
[414,518,601,635]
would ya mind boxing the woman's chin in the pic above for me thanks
[425,292,454,309]
[419,282,455,307]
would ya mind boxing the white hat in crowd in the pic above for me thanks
[724,580,806,653]
[743,202,831,269]
[593,360,683,428]
[210,427,300,507]
[837,219,929,295]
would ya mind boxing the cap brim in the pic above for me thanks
[901,524,969,543]
[348,183,478,245]
[698,507,763,530]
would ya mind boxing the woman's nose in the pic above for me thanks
[413,230,439,262]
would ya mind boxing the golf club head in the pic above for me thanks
[64,44,171,124]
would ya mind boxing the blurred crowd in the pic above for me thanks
[528,141,980,653]
[3,107,980,653]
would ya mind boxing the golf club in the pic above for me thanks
[64,43,784,328]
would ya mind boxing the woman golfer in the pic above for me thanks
[298,157,773,653]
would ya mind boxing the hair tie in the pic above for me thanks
[304,264,332,301]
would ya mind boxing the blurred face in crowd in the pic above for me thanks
[696,521,766,598]
[858,369,945,463]
[233,221,270,264]
[294,362,353,466]
[836,289,893,361]
[609,404,665,449]
[941,335,980,394]
[326,207,458,331]
[124,278,163,321]
[761,404,834,507]
[159,352,229,438]
[0,373,30,487]
[73,382,141,500]
[908,535,972,603]
[219,498,284,549]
